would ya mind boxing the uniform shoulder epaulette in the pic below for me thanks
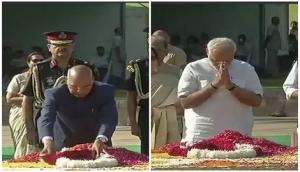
[126,59,136,72]
[127,58,148,99]
[126,58,139,71]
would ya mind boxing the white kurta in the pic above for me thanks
[178,58,263,144]
[283,61,298,100]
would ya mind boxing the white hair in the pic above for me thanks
[207,37,236,53]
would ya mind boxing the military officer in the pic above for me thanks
[38,65,117,157]
[125,58,149,155]
[21,31,99,150]
[125,27,149,155]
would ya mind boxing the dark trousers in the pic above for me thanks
[34,110,44,148]
[138,104,149,156]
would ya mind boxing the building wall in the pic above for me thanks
[152,3,290,66]
[3,2,121,60]
[125,5,148,63]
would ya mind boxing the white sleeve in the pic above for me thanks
[177,64,198,97]
[283,62,298,100]
[96,135,108,142]
[244,65,263,96]
[42,136,53,144]
[6,75,20,94]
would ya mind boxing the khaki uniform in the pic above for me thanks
[7,72,30,158]
[151,63,182,149]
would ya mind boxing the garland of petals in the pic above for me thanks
[8,143,148,167]
[153,130,298,157]
[187,144,257,159]
[55,155,118,168]
[105,147,149,166]
[8,152,41,163]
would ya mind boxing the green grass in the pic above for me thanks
[253,135,291,146]
[289,4,298,24]
[2,147,14,160]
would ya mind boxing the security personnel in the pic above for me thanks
[21,31,99,150]
[125,57,149,156]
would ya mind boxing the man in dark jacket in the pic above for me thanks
[37,65,117,157]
